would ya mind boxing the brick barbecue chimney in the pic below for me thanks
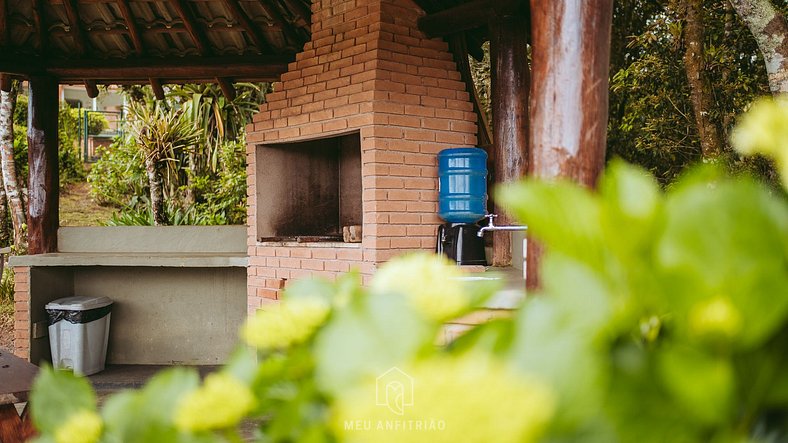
[246,0,478,311]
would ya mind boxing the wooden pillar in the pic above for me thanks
[27,75,59,254]
[490,13,529,267]
[527,0,613,288]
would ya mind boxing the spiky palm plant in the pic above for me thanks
[171,83,268,174]
[126,101,202,225]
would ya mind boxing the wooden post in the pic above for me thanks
[527,0,613,288]
[490,14,529,267]
[27,75,59,255]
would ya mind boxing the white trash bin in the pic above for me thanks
[45,296,113,376]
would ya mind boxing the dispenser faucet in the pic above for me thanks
[477,214,528,237]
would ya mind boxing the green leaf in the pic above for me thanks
[30,365,97,433]
[656,344,735,425]
[657,175,788,348]
[497,179,605,269]
[313,292,433,396]
[508,294,608,427]
[101,367,200,443]
[224,346,259,385]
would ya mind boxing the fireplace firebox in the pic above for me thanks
[256,133,361,242]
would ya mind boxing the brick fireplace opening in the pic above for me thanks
[256,133,362,242]
[246,0,479,310]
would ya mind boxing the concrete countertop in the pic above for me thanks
[9,252,248,268]
[458,266,527,310]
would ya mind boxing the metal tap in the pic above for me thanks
[477,214,528,237]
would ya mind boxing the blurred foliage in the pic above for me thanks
[30,157,788,442]
[88,83,266,225]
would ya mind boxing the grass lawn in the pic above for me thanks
[60,181,118,226]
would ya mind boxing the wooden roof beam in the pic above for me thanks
[116,0,145,56]
[259,2,300,46]
[171,0,212,54]
[9,55,293,82]
[149,78,165,100]
[0,73,11,92]
[418,0,525,37]
[62,0,90,55]
[32,0,47,53]
[0,0,8,47]
[282,0,311,29]
[217,77,236,101]
[220,0,272,53]
[84,79,99,98]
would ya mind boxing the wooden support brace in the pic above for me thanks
[26,75,59,255]
[31,0,46,54]
[448,34,493,148]
[149,78,165,100]
[260,2,301,46]
[220,0,273,53]
[0,0,8,47]
[0,74,10,93]
[84,79,99,98]
[116,0,144,56]
[171,0,211,55]
[418,0,522,38]
[217,78,236,101]
[62,0,89,55]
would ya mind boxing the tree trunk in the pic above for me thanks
[0,79,26,249]
[730,0,788,94]
[683,0,724,159]
[145,156,168,226]
[0,175,8,247]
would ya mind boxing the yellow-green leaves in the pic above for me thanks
[30,366,100,442]
[54,410,103,443]
[688,296,743,343]
[731,96,788,188]
[242,297,331,351]
[370,252,469,321]
[332,355,555,443]
[99,367,201,443]
[174,373,256,432]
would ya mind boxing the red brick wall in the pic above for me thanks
[246,0,477,311]
[12,267,30,359]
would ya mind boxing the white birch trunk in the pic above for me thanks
[730,0,788,94]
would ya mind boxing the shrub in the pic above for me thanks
[0,267,13,305]
[11,100,95,187]
[105,198,213,226]
[87,140,147,207]
[29,160,788,443]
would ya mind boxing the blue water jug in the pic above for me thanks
[438,147,488,223]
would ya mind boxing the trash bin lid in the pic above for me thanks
[45,296,113,311]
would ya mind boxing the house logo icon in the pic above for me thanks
[376,367,414,415]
